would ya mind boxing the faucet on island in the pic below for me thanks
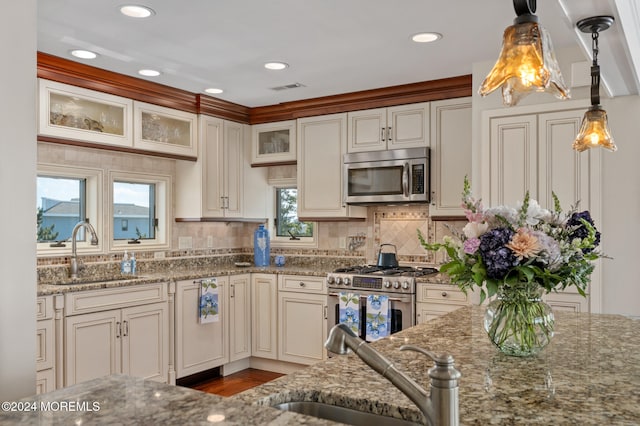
[69,220,99,279]
[325,323,461,426]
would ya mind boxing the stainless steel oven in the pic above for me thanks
[343,147,430,204]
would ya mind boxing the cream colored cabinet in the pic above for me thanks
[176,116,269,220]
[175,277,228,378]
[278,275,328,365]
[296,113,367,219]
[133,101,198,157]
[481,103,602,311]
[36,296,55,394]
[251,120,296,165]
[251,273,278,360]
[544,291,589,313]
[347,103,429,153]
[63,283,169,386]
[229,274,251,362]
[429,97,472,217]
[416,283,470,324]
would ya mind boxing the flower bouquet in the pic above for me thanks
[419,178,604,356]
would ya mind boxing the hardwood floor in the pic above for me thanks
[189,368,285,397]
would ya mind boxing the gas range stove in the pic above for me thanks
[326,265,438,294]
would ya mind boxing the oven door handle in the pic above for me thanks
[329,292,411,303]
[402,162,410,197]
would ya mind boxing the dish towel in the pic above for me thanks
[338,292,360,335]
[198,278,219,324]
[366,295,390,341]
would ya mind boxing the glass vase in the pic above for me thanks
[484,284,555,357]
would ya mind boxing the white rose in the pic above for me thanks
[463,222,489,239]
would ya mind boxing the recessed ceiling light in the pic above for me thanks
[70,50,98,59]
[138,69,160,77]
[205,88,224,94]
[264,62,289,70]
[411,32,442,43]
[120,5,155,18]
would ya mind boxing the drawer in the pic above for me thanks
[36,296,53,320]
[279,275,326,294]
[417,283,468,304]
[36,368,55,394]
[36,319,54,371]
[65,282,167,316]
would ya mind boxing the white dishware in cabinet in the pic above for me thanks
[251,120,296,165]
[133,101,198,157]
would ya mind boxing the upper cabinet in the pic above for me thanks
[38,79,133,147]
[133,101,197,157]
[251,120,296,165]
[429,97,472,217]
[347,103,430,153]
[297,113,367,220]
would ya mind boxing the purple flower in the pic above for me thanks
[568,210,600,252]
[463,238,481,254]
[479,227,518,279]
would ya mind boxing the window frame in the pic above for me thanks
[269,180,317,248]
[36,163,103,256]
[108,170,171,252]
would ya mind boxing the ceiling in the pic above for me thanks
[37,0,640,108]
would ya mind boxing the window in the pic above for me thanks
[109,171,170,251]
[36,164,102,255]
[272,186,316,247]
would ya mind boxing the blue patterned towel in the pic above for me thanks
[199,278,219,324]
[366,295,390,341]
[338,292,360,335]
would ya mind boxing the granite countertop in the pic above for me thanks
[234,305,640,425]
[0,374,337,426]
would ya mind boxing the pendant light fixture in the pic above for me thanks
[479,0,570,106]
[572,16,617,153]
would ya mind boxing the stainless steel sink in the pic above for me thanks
[273,401,419,425]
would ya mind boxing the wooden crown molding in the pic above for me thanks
[37,52,472,125]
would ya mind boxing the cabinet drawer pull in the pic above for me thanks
[381,127,386,142]
[441,291,448,298]
[299,282,306,287]
[116,321,121,338]
[123,320,129,337]
[324,305,328,319]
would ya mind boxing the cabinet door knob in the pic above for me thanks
[442,291,448,298]
[299,282,306,287]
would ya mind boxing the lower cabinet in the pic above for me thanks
[251,274,278,360]
[175,274,251,379]
[416,283,470,324]
[64,283,169,386]
[278,275,328,365]
[543,291,589,313]
[36,296,55,394]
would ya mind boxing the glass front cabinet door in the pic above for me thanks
[251,120,296,165]
[38,79,133,147]
[133,101,198,158]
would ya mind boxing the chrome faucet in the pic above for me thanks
[325,324,461,426]
[69,220,99,279]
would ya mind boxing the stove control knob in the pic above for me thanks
[393,281,401,289]
[336,277,343,285]
[327,276,335,285]
[402,281,410,290]
[383,280,392,289]
[343,277,351,286]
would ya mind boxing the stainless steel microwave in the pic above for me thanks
[343,147,430,204]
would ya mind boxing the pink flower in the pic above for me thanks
[464,209,485,223]
[463,238,481,254]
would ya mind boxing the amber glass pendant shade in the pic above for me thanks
[479,21,570,106]
[572,106,617,152]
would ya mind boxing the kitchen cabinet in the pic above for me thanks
[229,274,251,362]
[544,291,589,313]
[251,273,278,360]
[415,283,470,324]
[63,283,169,386]
[133,101,198,157]
[480,101,603,311]
[38,79,133,147]
[278,275,328,365]
[251,120,296,165]
[347,103,429,153]
[175,277,228,378]
[429,97,472,217]
[36,296,55,394]
[296,113,367,219]
[176,116,269,220]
